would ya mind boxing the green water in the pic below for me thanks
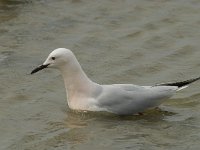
[1,0,200,149]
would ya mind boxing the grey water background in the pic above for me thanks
[1,0,200,149]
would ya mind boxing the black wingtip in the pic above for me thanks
[156,76,200,88]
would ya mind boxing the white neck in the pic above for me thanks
[59,56,94,104]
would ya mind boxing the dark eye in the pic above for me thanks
[51,57,55,60]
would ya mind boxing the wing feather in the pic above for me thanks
[96,84,177,114]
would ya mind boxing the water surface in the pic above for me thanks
[1,0,200,149]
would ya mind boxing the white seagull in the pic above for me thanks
[31,48,200,115]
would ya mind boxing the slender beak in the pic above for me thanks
[31,64,49,74]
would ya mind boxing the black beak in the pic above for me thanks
[31,64,49,74]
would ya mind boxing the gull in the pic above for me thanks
[31,48,200,115]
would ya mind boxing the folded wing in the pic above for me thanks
[96,84,177,115]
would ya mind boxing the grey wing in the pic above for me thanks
[96,84,178,115]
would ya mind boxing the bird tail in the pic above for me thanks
[155,76,200,91]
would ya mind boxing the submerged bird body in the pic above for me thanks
[31,48,200,115]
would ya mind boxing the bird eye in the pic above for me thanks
[51,57,55,60]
